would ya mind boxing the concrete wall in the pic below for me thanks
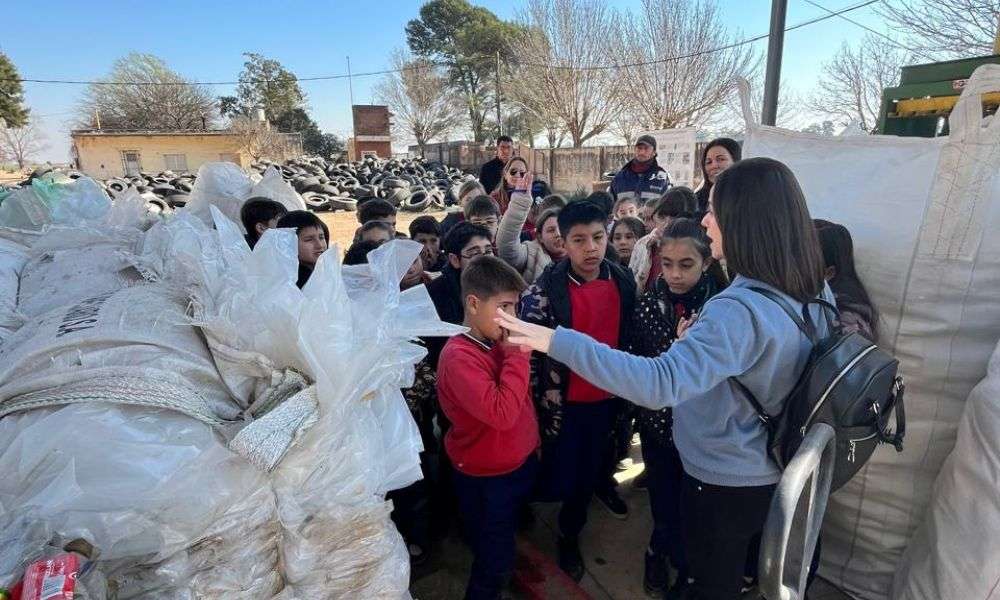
[74,134,248,179]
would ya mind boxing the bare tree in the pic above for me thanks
[78,53,218,131]
[608,0,758,131]
[878,0,999,60]
[809,34,911,132]
[0,119,48,169]
[508,0,624,147]
[230,117,296,162]
[375,51,463,153]
[702,74,803,134]
[609,107,647,146]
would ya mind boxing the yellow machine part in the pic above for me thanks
[894,92,1000,117]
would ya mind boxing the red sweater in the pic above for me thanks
[437,334,540,476]
[567,276,621,402]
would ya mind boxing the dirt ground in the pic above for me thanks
[317,208,451,254]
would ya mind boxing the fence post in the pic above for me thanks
[599,146,606,175]
[549,150,556,191]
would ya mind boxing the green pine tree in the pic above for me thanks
[0,53,30,128]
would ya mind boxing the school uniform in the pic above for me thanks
[437,333,540,600]
[519,259,637,539]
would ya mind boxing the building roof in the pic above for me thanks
[71,129,239,137]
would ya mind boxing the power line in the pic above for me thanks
[1,0,880,86]
[800,0,937,62]
[519,0,880,70]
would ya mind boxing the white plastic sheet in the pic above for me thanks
[741,65,1000,599]
[0,176,110,231]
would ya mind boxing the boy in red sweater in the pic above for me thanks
[437,255,539,600]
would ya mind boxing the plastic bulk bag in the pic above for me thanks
[892,340,1000,599]
[183,162,254,230]
[0,284,241,427]
[0,405,269,586]
[741,65,1000,599]
[0,177,110,230]
[249,165,307,213]
[183,163,306,233]
[0,238,29,339]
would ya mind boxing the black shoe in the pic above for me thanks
[595,487,629,520]
[558,536,585,582]
[643,549,669,597]
[664,573,691,600]
[633,469,649,490]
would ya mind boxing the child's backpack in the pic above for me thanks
[732,287,906,490]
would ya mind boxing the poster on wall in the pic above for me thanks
[642,128,697,188]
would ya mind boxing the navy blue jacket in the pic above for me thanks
[609,158,670,204]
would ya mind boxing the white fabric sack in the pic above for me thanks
[0,284,240,426]
[893,340,1000,599]
[741,65,1000,599]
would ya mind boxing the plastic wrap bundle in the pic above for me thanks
[0,404,282,599]
[740,65,1000,599]
[0,237,29,344]
[0,283,242,427]
[892,340,1000,599]
[183,163,306,233]
[179,211,462,598]
[0,174,110,231]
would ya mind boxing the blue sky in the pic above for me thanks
[2,0,884,162]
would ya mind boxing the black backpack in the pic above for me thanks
[732,287,906,491]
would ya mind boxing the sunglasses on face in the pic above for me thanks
[509,170,527,177]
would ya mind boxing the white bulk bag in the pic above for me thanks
[0,238,29,342]
[0,284,240,427]
[741,65,1000,599]
[184,163,306,233]
[892,340,1000,599]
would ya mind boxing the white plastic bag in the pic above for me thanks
[741,65,1000,599]
[0,177,110,230]
[0,238,28,335]
[249,165,307,213]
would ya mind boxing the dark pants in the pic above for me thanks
[388,450,433,551]
[598,399,632,493]
[539,399,615,539]
[681,473,776,600]
[453,455,539,600]
[639,427,687,575]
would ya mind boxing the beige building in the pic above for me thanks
[71,129,300,179]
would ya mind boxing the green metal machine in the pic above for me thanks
[877,54,1000,137]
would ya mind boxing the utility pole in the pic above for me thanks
[762,0,788,126]
[495,51,502,139]
[347,56,356,159]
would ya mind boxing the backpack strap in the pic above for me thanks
[730,376,776,432]
[746,286,819,343]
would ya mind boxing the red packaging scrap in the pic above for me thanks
[18,554,78,600]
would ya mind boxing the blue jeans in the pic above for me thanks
[453,455,539,600]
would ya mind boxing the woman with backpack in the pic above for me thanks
[495,157,837,600]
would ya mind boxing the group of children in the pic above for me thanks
[236,145,879,600]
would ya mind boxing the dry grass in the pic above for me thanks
[318,209,451,255]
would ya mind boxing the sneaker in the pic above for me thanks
[643,549,669,597]
[664,574,692,600]
[633,469,649,490]
[558,536,585,582]
[595,487,629,520]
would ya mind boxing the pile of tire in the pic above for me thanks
[99,170,196,211]
[251,156,469,214]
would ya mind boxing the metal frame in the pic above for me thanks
[759,423,836,600]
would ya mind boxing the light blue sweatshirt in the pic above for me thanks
[549,275,835,487]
